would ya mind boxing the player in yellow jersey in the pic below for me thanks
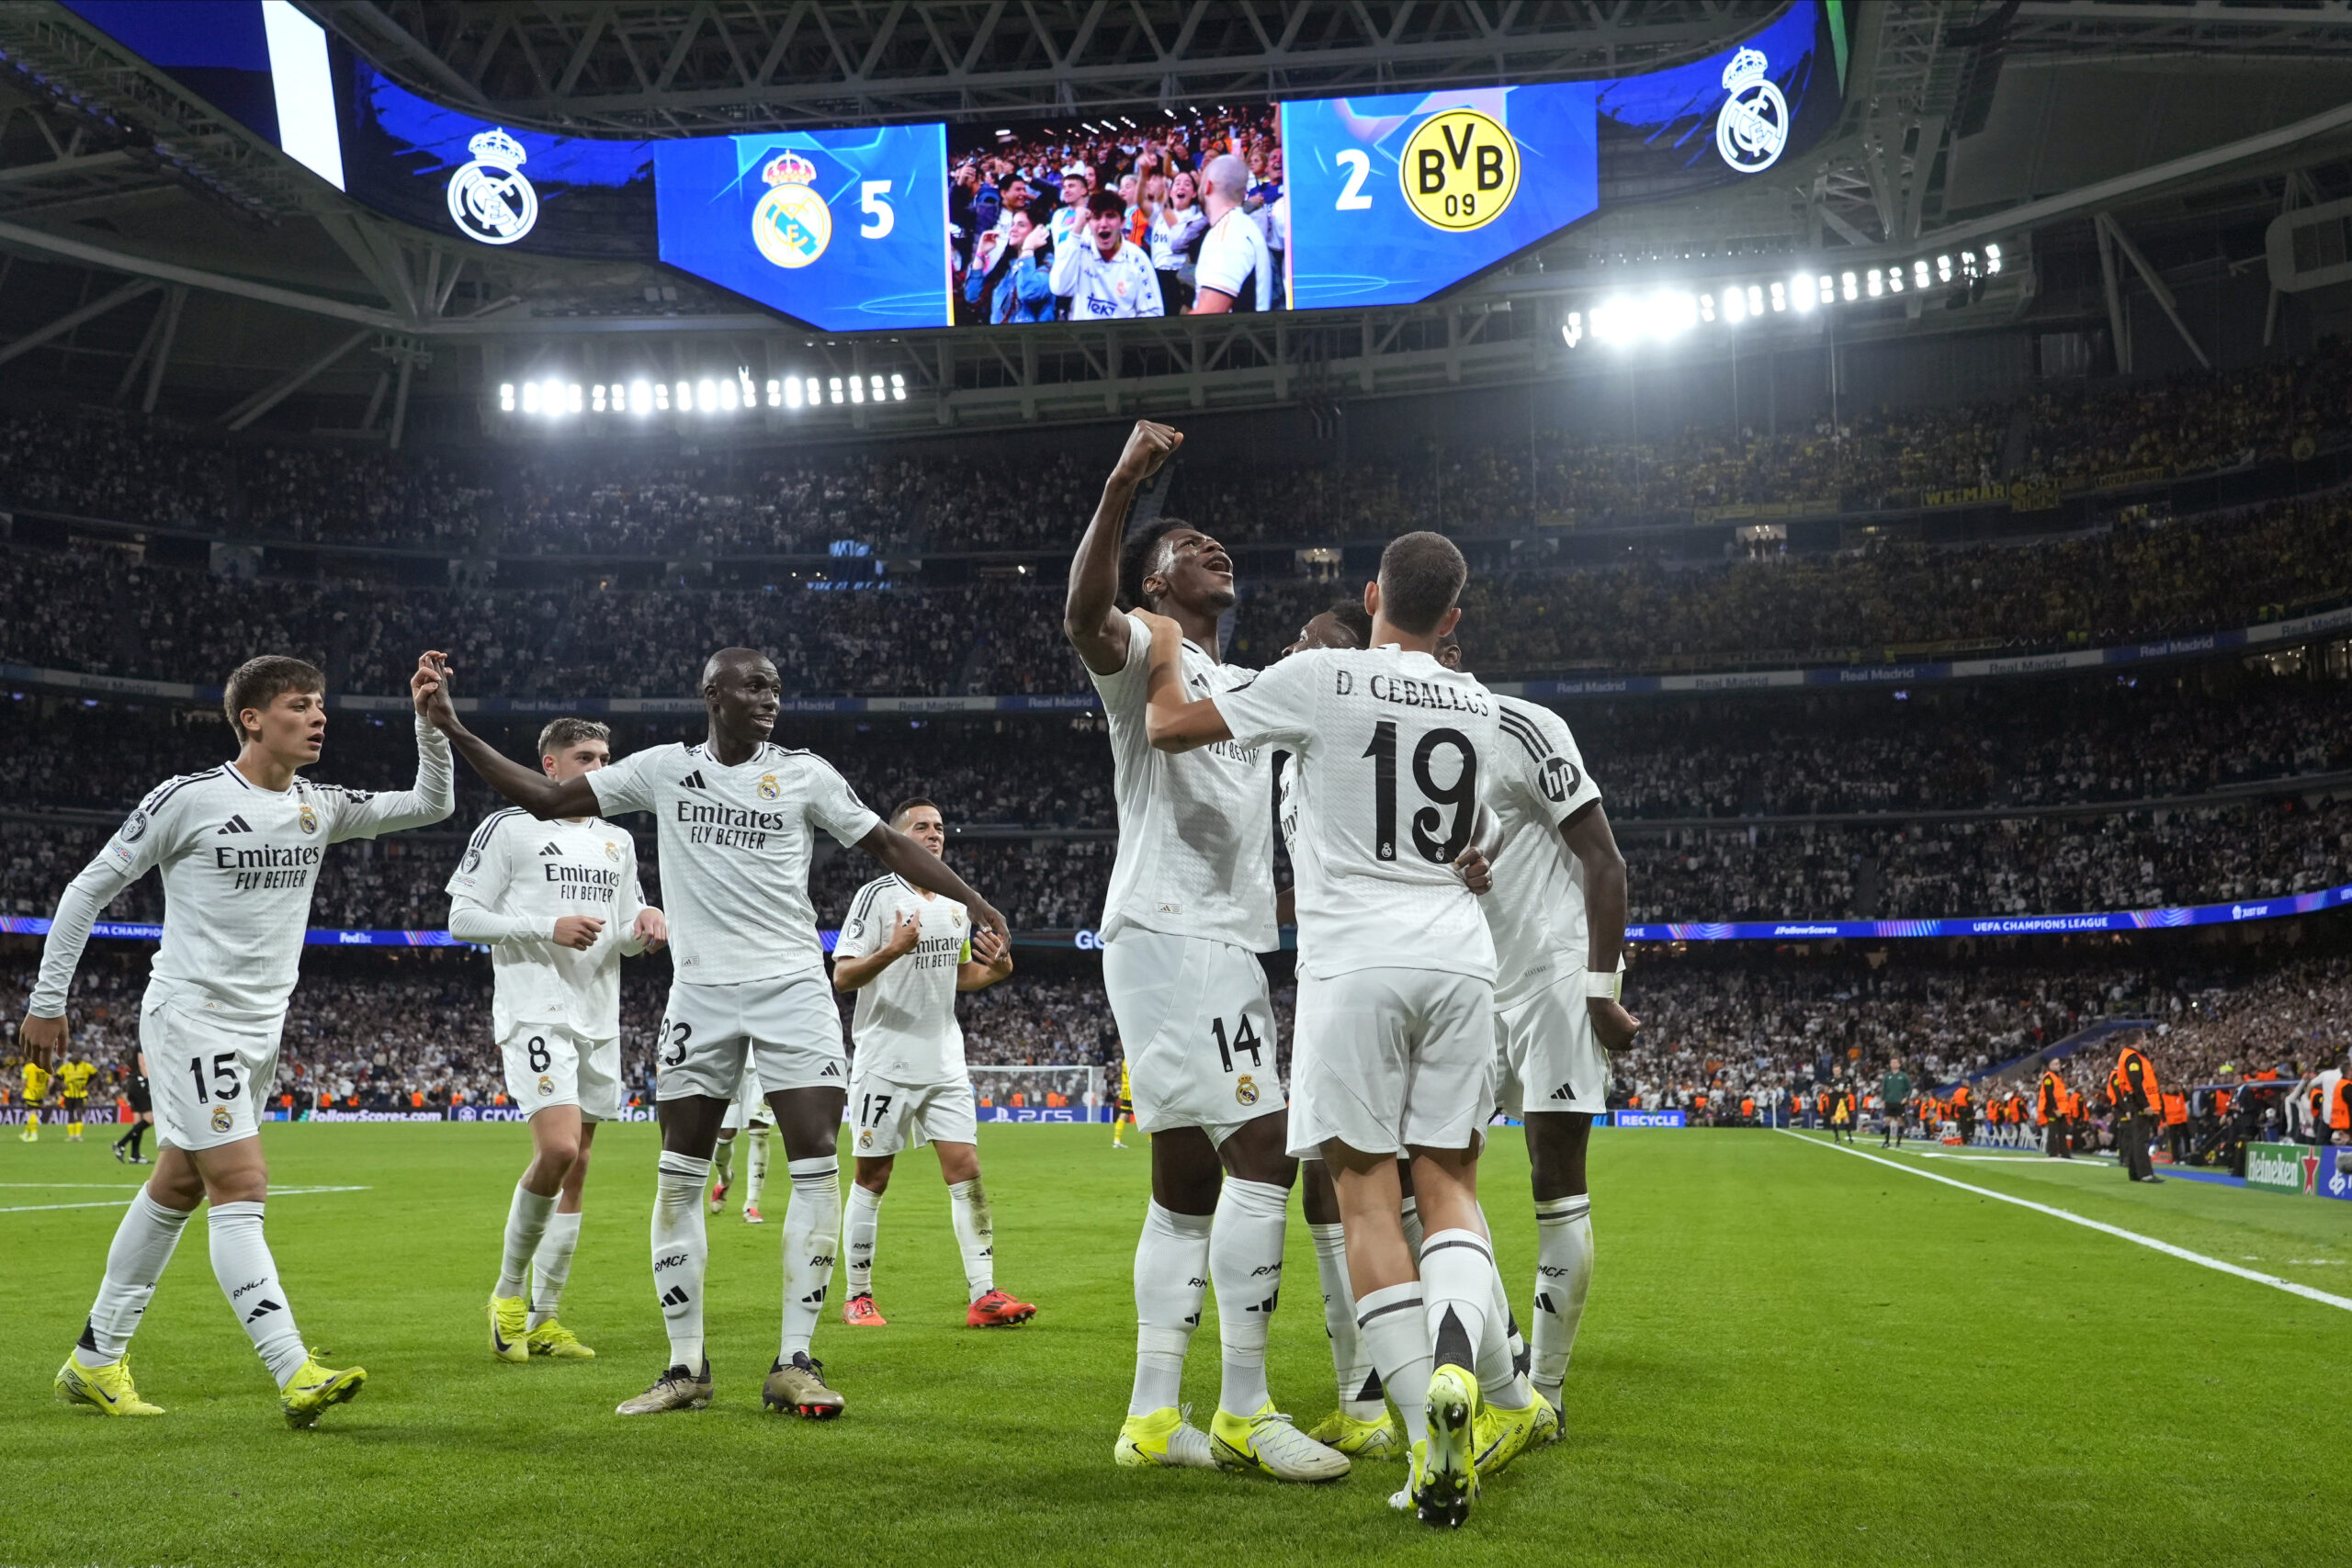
[19,1058,51,1143]
[1111,1058,1135,1148]
[58,1056,99,1143]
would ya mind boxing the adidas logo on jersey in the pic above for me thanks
[217,816,253,835]
[678,771,707,790]
[820,1062,842,1078]
[1549,1082,1578,1100]
[538,842,564,856]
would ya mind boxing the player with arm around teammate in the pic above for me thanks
[832,797,1034,1330]
[28,653,454,1425]
[1141,533,1532,1529]
[450,716,668,1366]
[419,647,1007,1422]
[1064,421,1349,1484]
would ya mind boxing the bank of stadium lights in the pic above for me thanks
[498,369,908,419]
[1564,244,2003,350]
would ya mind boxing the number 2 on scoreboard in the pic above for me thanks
[1334,150,1373,210]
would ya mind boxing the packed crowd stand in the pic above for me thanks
[3,341,2349,557]
[3,490,2350,696]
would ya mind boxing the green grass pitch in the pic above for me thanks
[2,1123,2346,1567]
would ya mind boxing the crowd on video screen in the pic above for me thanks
[947,107,1285,323]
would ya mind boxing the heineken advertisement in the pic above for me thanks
[2245,1142,2317,1196]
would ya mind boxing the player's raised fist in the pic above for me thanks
[1111,420,1182,484]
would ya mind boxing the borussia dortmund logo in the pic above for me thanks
[1400,109,1519,232]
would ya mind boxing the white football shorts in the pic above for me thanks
[655,975,847,1103]
[848,1071,978,1157]
[142,990,283,1153]
[1102,928,1283,1146]
[1491,972,1611,1118]
[1289,967,1495,1158]
[499,1024,622,1122]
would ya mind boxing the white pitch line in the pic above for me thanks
[1779,1129,2352,1315]
[0,1184,368,1215]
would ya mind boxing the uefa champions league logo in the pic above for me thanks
[447,128,539,245]
[1715,47,1788,175]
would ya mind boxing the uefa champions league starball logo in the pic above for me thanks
[447,127,540,246]
[752,150,831,269]
[1715,47,1788,175]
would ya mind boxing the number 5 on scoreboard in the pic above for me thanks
[1334,150,1373,210]
[860,180,894,238]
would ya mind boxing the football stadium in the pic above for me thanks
[2,2,2348,1562]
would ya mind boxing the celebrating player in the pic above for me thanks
[1435,631,1638,1429]
[832,797,1034,1330]
[25,653,454,1425]
[1064,420,1346,1483]
[447,717,667,1366]
[418,647,1008,1421]
[1140,532,1543,1528]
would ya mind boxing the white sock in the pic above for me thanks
[1473,1201,1528,1407]
[844,1181,883,1299]
[743,1128,770,1209]
[711,1137,735,1188]
[1531,1193,1593,1404]
[1355,1280,1432,1447]
[1419,1228,1494,1382]
[1129,1201,1211,1417]
[528,1210,582,1330]
[1309,1221,1382,1418]
[75,1190,194,1367]
[1210,1178,1287,1416]
[780,1156,841,1359]
[1399,1193,1425,1256]
[208,1201,309,1388]
[496,1181,558,1300]
[651,1151,710,1371]
[947,1177,996,1302]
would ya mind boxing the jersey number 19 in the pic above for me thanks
[1363,720,1479,863]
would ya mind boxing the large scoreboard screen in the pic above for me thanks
[62,0,1847,333]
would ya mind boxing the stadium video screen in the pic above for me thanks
[62,0,1844,332]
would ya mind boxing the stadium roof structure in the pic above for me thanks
[2,0,2352,441]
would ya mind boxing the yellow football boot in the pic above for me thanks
[280,1357,366,1429]
[55,1355,163,1416]
[489,1294,529,1362]
[526,1320,595,1359]
[1113,1404,1216,1469]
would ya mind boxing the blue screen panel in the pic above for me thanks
[654,127,952,332]
[1281,83,1599,310]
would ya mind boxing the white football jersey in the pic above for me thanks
[30,721,455,1022]
[587,740,879,983]
[1092,612,1277,952]
[836,874,969,1086]
[445,808,646,1039]
[1047,238,1166,318]
[1480,695,1605,1007]
[1215,646,1498,982]
[1195,209,1272,310]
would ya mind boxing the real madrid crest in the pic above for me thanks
[210,1106,233,1134]
[1715,47,1788,175]
[447,127,540,245]
[298,803,320,836]
[605,840,622,862]
[753,151,831,270]
[757,773,782,801]
[1235,1074,1259,1107]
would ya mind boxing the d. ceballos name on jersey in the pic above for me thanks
[1339,669,1492,716]
[213,842,322,891]
[677,797,790,849]
[544,862,622,902]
